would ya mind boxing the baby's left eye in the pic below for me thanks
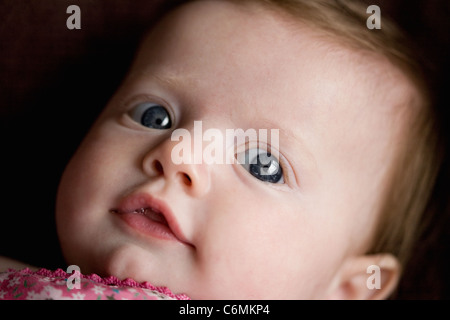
[236,148,284,184]
[129,102,172,130]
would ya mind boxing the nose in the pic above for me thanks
[142,138,211,197]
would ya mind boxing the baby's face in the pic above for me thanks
[56,0,412,299]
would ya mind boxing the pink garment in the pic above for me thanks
[0,268,190,300]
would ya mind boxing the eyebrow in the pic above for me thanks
[255,117,319,187]
[147,72,200,91]
[152,73,183,87]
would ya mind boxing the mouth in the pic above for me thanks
[110,193,192,247]
[111,207,169,227]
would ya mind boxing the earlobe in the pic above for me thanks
[326,253,401,300]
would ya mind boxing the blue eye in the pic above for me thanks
[237,148,284,184]
[130,102,172,129]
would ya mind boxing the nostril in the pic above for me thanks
[181,173,192,186]
[153,160,164,175]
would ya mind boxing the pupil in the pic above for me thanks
[141,106,171,129]
[249,153,282,183]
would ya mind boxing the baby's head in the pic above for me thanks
[55,0,440,299]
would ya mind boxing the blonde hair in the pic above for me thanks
[158,0,443,291]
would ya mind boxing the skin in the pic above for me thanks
[54,0,416,299]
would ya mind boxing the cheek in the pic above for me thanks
[59,120,142,194]
[57,128,118,208]
[55,124,136,248]
[193,195,338,299]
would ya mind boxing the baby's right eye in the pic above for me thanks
[129,102,172,130]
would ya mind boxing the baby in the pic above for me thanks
[1,0,441,299]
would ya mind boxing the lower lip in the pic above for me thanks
[116,212,181,243]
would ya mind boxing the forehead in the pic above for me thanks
[130,0,411,118]
[126,0,413,157]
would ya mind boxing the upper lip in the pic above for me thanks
[110,192,193,247]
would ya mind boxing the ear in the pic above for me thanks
[325,253,401,300]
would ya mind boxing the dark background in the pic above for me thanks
[0,0,166,271]
[0,0,449,299]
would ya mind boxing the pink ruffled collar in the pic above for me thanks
[7,267,190,300]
